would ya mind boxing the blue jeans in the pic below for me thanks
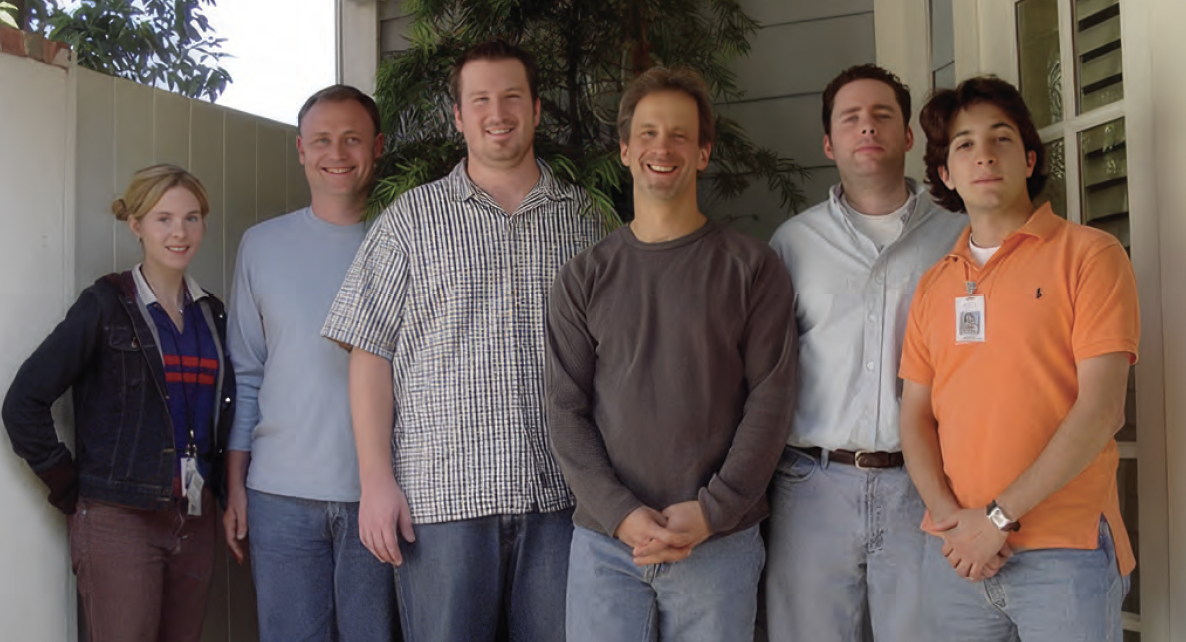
[247,489,397,642]
[922,517,1129,641]
[395,508,573,642]
[566,524,766,642]
[764,446,927,642]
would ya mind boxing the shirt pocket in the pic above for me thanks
[105,324,145,388]
[796,289,863,341]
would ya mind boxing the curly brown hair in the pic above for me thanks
[919,76,1047,213]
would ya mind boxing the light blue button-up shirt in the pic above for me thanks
[770,179,966,452]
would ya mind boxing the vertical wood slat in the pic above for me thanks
[191,101,227,298]
[73,70,116,289]
[223,111,260,299]
[256,123,289,222]
[112,79,154,271]
[286,130,310,215]
[154,90,191,168]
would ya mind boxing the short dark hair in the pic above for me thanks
[297,84,381,138]
[617,66,716,148]
[448,39,539,104]
[920,76,1048,213]
[821,64,912,136]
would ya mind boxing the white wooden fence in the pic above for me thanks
[2,53,309,641]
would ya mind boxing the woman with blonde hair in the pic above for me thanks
[2,164,234,642]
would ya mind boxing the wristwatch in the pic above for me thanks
[986,500,1021,532]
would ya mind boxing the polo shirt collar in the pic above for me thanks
[446,157,574,203]
[132,263,210,307]
[945,202,1061,263]
[1011,201,1061,240]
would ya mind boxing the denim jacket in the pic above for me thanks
[2,271,235,513]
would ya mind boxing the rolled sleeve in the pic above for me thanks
[321,210,410,360]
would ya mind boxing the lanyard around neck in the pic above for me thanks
[161,294,202,458]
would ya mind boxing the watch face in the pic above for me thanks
[989,509,1010,529]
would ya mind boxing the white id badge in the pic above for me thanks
[181,456,204,516]
[955,295,987,343]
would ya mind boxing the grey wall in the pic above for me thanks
[710,0,876,241]
[379,0,411,56]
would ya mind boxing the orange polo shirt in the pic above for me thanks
[899,203,1139,574]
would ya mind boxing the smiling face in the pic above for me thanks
[129,186,206,274]
[620,89,711,204]
[938,101,1037,214]
[297,98,383,204]
[453,58,540,173]
[824,78,913,184]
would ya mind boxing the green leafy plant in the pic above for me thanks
[22,0,231,101]
[0,2,18,29]
[371,0,809,224]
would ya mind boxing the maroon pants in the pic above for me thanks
[68,489,216,642]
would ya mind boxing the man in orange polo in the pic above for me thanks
[899,76,1138,641]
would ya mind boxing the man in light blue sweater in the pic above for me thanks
[224,85,396,642]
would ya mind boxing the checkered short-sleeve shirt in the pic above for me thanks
[322,159,606,524]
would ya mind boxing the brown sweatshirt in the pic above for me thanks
[545,220,798,538]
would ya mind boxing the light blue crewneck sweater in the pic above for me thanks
[227,207,366,502]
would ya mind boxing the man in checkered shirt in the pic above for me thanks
[321,39,605,642]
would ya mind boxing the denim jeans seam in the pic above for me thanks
[642,598,657,639]
[394,572,416,642]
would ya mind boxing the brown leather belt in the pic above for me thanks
[801,447,905,469]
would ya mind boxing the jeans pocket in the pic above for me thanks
[775,448,817,484]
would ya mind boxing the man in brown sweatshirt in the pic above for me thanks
[545,66,798,642]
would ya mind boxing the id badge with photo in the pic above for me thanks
[955,295,987,343]
[180,456,204,516]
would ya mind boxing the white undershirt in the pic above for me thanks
[839,192,913,251]
[968,236,1000,267]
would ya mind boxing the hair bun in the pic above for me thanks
[111,198,129,221]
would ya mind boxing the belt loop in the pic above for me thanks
[820,449,831,470]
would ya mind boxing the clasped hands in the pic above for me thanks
[615,501,712,567]
[934,507,1014,582]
